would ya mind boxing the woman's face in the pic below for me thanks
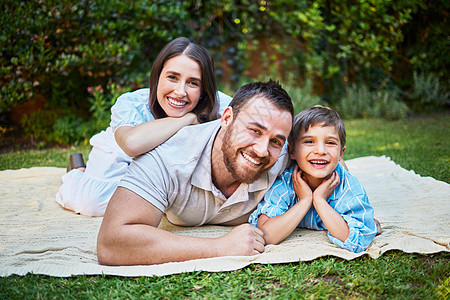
[157,54,202,118]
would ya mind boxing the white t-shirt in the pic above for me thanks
[119,120,289,226]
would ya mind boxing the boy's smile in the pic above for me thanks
[290,123,345,187]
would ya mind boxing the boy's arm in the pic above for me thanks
[330,187,377,253]
[257,198,312,245]
[312,171,350,242]
[257,166,313,245]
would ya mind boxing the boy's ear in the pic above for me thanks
[221,106,234,127]
[340,145,346,158]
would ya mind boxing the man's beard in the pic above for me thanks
[220,125,269,184]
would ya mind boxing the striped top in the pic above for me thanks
[249,163,377,253]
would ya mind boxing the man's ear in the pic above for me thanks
[288,143,295,160]
[221,106,234,127]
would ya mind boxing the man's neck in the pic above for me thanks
[211,129,240,198]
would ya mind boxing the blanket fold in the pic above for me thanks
[0,156,448,277]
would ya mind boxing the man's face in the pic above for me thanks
[220,96,292,184]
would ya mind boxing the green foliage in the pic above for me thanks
[285,80,323,114]
[1,0,448,144]
[405,72,449,113]
[338,84,409,120]
[19,81,124,145]
[51,114,86,145]
[20,110,57,142]
[0,0,190,114]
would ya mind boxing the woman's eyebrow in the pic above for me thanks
[165,71,201,82]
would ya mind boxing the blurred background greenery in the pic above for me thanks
[1,0,448,146]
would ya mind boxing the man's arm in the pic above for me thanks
[97,187,265,265]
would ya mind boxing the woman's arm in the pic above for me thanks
[115,113,198,157]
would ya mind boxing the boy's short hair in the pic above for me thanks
[288,106,346,151]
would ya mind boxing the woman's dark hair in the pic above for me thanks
[148,37,220,122]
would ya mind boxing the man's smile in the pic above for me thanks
[241,151,262,166]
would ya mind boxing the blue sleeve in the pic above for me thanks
[328,173,377,253]
[249,171,295,226]
[110,89,154,130]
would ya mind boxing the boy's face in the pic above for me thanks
[289,123,345,181]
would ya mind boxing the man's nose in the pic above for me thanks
[253,138,269,158]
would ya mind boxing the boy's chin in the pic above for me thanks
[308,168,336,181]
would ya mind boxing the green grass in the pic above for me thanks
[1,114,449,299]
[344,113,449,183]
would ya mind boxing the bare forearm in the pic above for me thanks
[97,224,227,265]
[115,113,197,157]
[258,200,311,245]
[313,198,349,242]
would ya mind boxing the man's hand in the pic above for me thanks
[217,223,265,255]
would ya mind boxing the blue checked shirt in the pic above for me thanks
[249,163,377,253]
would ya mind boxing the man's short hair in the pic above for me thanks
[229,80,294,119]
[288,106,346,151]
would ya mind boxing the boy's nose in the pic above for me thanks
[315,143,326,154]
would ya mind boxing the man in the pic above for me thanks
[97,80,294,265]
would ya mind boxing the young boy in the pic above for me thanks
[249,106,378,253]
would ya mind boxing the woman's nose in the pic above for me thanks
[174,83,187,97]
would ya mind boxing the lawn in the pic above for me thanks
[0,114,449,299]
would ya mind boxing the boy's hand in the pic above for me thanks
[313,171,340,204]
[292,165,313,204]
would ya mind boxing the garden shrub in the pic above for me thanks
[21,110,59,142]
[338,84,409,120]
[0,0,190,114]
[285,80,322,113]
[1,0,448,145]
[405,72,449,113]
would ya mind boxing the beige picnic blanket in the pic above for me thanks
[0,156,448,277]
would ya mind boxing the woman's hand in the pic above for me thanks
[185,112,200,125]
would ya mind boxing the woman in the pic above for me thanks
[56,37,231,216]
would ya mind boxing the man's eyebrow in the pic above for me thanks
[249,122,287,142]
